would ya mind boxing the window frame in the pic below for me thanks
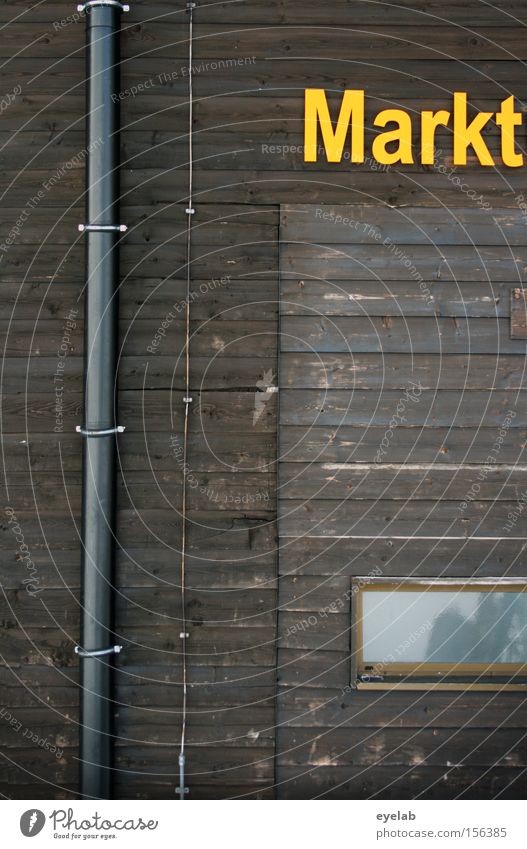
[352,578,527,691]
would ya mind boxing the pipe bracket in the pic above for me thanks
[77,1,130,11]
[78,224,128,233]
[76,425,125,437]
[75,645,123,658]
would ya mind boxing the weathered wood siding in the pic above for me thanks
[1,0,527,799]
[277,203,527,798]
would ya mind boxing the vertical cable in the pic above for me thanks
[177,0,195,801]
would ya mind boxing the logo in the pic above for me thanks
[20,810,46,837]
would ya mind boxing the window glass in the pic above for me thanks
[359,586,527,671]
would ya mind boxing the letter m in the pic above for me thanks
[304,89,364,163]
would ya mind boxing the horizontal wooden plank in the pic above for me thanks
[1,356,277,393]
[0,545,276,591]
[114,745,274,782]
[12,93,527,135]
[277,687,527,728]
[2,129,516,176]
[1,277,278,321]
[276,764,527,798]
[0,748,77,785]
[2,0,527,25]
[0,710,76,750]
[0,244,275,283]
[282,205,527,246]
[278,612,350,651]
[1,319,276,357]
[280,353,525,390]
[126,25,527,62]
[2,0,525,25]
[0,684,78,709]
[279,498,527,538]
[4,470,274,514]
[280,425,527,465]
[115,692,275,730]
[0,509,275,550]
[280,280,513,318]
[122,168,527,208]
[112,781,273,799]
[280,462,527,501]
[116,630,276,668]
[3,169,525,208]
[7,58,527,102]
[0,203,278,245]
[277,649,351,689]
[279,575,350,611]
[277,726,527,767]
[1,430,275,473]
[112,682,276,711]
[281,244,527,283]
[3,24,524,62]
[281,389,526,427]
[0,626,276,668]
[1,390,276,432]
[192,0,527,26]
[281,316,527,354]
[1,277,279,322]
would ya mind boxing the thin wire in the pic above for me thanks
[178,0,194,800]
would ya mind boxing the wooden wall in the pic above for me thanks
[1,0,527,799]
[277,203,527,798]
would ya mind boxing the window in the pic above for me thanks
[353,581,527,690]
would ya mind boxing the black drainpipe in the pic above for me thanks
[75,0,128,799]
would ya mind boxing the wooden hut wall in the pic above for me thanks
[1,0,527,799]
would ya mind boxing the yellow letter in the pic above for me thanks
[372,109,414,165]
[495,95,523,167]
[304,89,365,163]
[421,110,451,164]
[453,92,494,166]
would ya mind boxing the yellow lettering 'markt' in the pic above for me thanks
[453,92,494,166]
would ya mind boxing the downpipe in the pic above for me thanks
[76,0,128,799]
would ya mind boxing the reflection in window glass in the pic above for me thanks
[359,586,527,672]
